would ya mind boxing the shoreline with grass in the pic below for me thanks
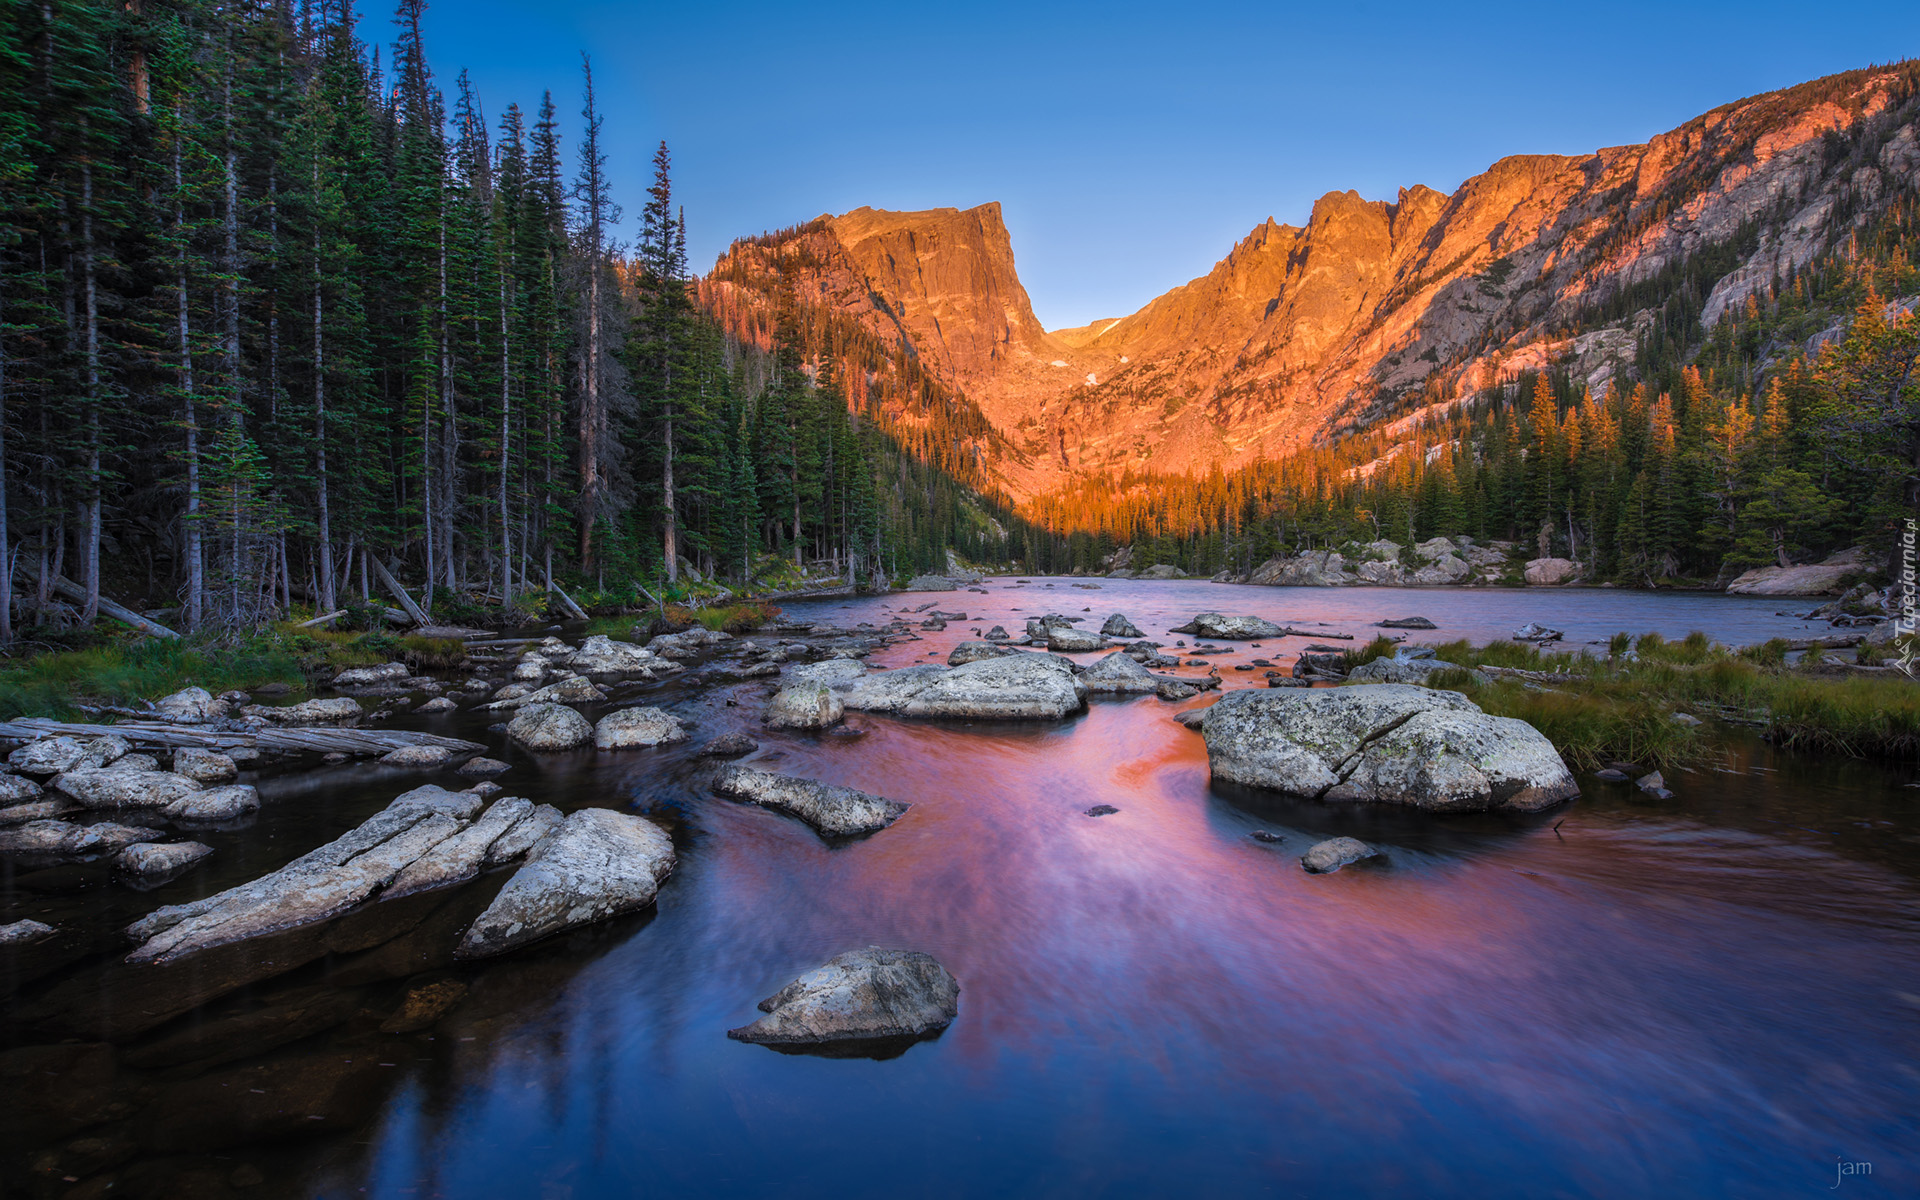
[1344,629,1920,769]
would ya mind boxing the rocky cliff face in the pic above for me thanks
[700,65,1920,501]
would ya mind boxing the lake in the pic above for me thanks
[3,579,1914,1199]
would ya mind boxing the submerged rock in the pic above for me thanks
[1170,613,1286,640]
[1636,770,1674,799]
[1197,685,1578,812]
[594,706,690,749]
[728,948,959,1048]
[697,733,760,759]
[507,703,593,751]
[457,808,676,959]
[1301,837,1377,874]
[765,684,845,731]
[1376,617,1437,630]
[713,766,908,838]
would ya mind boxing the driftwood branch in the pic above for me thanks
[548,580,590,621]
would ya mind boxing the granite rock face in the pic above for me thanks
[507,703,593,751]
[593,707,690,749]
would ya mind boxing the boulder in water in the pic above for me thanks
[243,697,364,725]
[783,659,869,689]
[154,686,225,723]
[1512,622,1564,642]
[841,665,954,713]
[1375,617,1437,630]
[52,767,202,811]
[899,654,1088,721]
[456,808,675,959]
[172,748,238,783]
[507,703,593,751]
[697,733,759,759]
[166,784,260,823]
[484,675,607,710]
[727,948,959,1049]
[1081,650,1160,694]
[115,840,213,882]
[947,640,1015,666]
[1170,613,1286,640]
[765,684,845,730]
[379,744,456,768]
[1197,685,1578,812]
[713,766,907,838]
[1100,613,1145,638]
[1045,625,1106,652]
[332,662,411,687]
[594,706,690,749]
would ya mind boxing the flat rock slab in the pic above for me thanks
[387,798,534,899]
[1199,685,1579,812]
[52,768,202,811]
[713,766,908,838]
[126,785,487,963]
[783,659,870,688]
[456,808,675,959]
[728,948,959,1048]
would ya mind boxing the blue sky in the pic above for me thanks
[412,0,1920,330]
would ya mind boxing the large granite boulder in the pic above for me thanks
[594,706,690,749]
[1196,685,1578,812]
[765,683,845,730]
[507,703,593,751]
[727,948,959,1048]
[9,735,123,778]
[154,686,225,723]
[1725,546,1874,595]
[1170,613,1286,640]
[1046,625,1106,652]
[1524,557,1581,586]
[331,662,410,687]
[52,767,202,811]
[713,766,908,838]
[1100,613,1145,638]
[483,675,607,710]
[1081,650,1161,695]
[456,808,675,959]
[560,634,662,675]
[897,654,1087,720]
[1409,554,1472,585]
[841,665,954,713]
[1246,551,1353,587]
[1346,656,1488,686]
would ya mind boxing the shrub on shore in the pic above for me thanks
[0,636,304,722]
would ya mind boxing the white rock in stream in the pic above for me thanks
[116,840,213,880]
[172,748,238,783]
[765,683,845,730]
[166,784,260,822]
[0,919,56,945]
[1301,837,1377,874]
[52,767,203,811]
[456,808,675,959]
[386,797,535,899]
[727,948,960,1047]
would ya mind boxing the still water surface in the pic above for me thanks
[3,580,1915,1199]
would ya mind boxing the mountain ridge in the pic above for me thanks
[699,62,1920,503]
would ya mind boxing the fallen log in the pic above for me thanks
[367,557,429,626]
[297,609,348,628]
[0,717,483,758]
[549,580,590,622]
[19,566,179,638]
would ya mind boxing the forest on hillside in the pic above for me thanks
[0,0,1031,644]
[1020,200,1920,583]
